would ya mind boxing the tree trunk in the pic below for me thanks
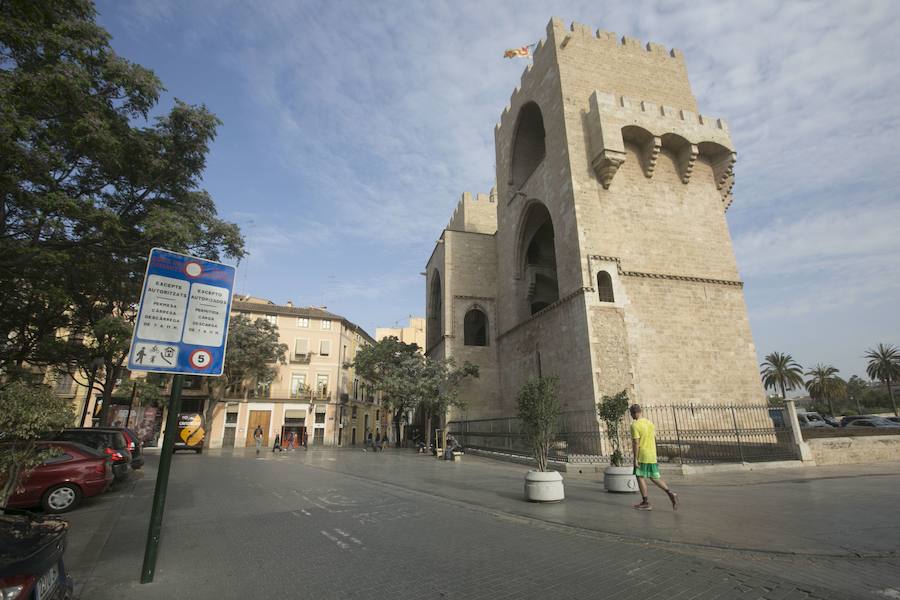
[827,395,835,417]
[393,409,403,447]
[779,381,786,401]
[888,376,898,416]
[424,410,433,451]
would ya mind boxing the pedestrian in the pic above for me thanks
[375,432,382,452]
[286,431,295,451]
[273,433,282,452]
[629,404,678,510]
[366,431,374,452]
[254,425,263,454]
[303,429,309,450]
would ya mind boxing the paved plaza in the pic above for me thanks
[62,449,900,599]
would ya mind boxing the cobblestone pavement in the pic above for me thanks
[61,449,899,599]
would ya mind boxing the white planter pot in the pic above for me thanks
[604,466,638,493]
[524,470,565,502]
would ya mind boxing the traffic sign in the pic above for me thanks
[127,248,236,377]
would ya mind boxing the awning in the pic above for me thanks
[285,409,307,419]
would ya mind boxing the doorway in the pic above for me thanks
[222,427,236,448]
[245,410,271,446]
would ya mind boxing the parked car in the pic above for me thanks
[4,442,113,514]
[822,415,841,427]
[46,429,131,480]
[796,411,830,428]
[840,415,878,427]
[0,515,73,599]
[886,416,900,424]
[845,417,900,428]
[94,427,143,469]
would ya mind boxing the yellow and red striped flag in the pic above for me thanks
[504,44,534,59]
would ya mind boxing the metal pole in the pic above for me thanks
[672,406,685,464]
[141,374,184,584]
[78,363,100,427]
[731,406,745,463]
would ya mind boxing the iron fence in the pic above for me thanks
[448,404,799,464]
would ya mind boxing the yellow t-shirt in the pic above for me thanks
[630,418,657,464]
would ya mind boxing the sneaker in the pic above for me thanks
[632,501,652,511]
[667,491,679,511]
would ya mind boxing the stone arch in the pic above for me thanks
[509,102,546,189]
[463,307,489,346]
[597,270,614,303]
[516,202,559,315]
[426,271,442,350]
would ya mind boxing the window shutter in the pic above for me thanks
[320,340,331,356]
[295,339,309,355]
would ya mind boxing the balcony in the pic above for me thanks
[290,353,312,364]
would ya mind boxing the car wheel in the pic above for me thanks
[42,483,82,514]
[195,448,202,454]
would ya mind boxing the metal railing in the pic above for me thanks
[449,404,799,464]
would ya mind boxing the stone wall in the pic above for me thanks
[807,435,900,466]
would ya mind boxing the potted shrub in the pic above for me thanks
[517,376,564,502]
[598,390,638,493]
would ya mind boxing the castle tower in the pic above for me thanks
[428,17,762,421]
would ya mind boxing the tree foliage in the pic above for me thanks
[865,343,900,416]
[415,357,478,449]
[804,364,846,417]
[0,382,74,508]
[517,376,561,472]
[760,352,805,400]
[0,0,243,388]
[597,390,629,467]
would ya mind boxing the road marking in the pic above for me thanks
[271,491,283,499]
[334,528,363,546]
[300,509,312,516]
[321,530,349,550]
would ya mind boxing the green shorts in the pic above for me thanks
[634,463,660,479]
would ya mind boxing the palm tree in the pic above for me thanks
[804,364,846,416]
[865,343,900,416]
[760,352,805,400]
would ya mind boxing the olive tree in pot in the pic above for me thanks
[517,375,564,502]
[598,390,638,493]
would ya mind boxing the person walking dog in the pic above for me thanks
[629,404,678,511]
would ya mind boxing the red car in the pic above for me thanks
[6,442,113,514]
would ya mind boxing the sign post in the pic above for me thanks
[130,248,235,584]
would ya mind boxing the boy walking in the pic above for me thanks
[629,404,678,511]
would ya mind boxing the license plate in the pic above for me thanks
[35,564,59,600]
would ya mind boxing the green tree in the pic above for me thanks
[351,336,422,445]
[846,375,869,415]
[760,352,805,400]
[204,315,287,447]
[597,390,629,467]
[517,376,561,472]
[415,357,479,451]
[805,364,846,417]
[865,343,900,416]
[0,0,243,379]
[1,382,75,509]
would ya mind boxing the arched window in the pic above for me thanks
[510,102,546,189]
[597,271,614,303]
[518,202,559,316]
[426,272,442,349]
[463,309,488,346]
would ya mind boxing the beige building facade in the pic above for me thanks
[375,317,426,350]
[427,18,762,423]
[206,296,386,448]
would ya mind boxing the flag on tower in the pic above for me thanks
[504,44,535,59]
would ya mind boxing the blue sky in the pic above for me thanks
[95,0,900,382]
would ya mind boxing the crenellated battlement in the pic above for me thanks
[447,188,498,235]
[495,17,690,137]
[555,18,684,61]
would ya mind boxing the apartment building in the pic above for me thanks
[206,296,383,449]
[375,316,426,351]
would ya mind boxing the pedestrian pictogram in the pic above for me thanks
[188,349,212,370]
[132,343,178,366]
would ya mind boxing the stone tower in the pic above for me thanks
[426,18,762,421]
